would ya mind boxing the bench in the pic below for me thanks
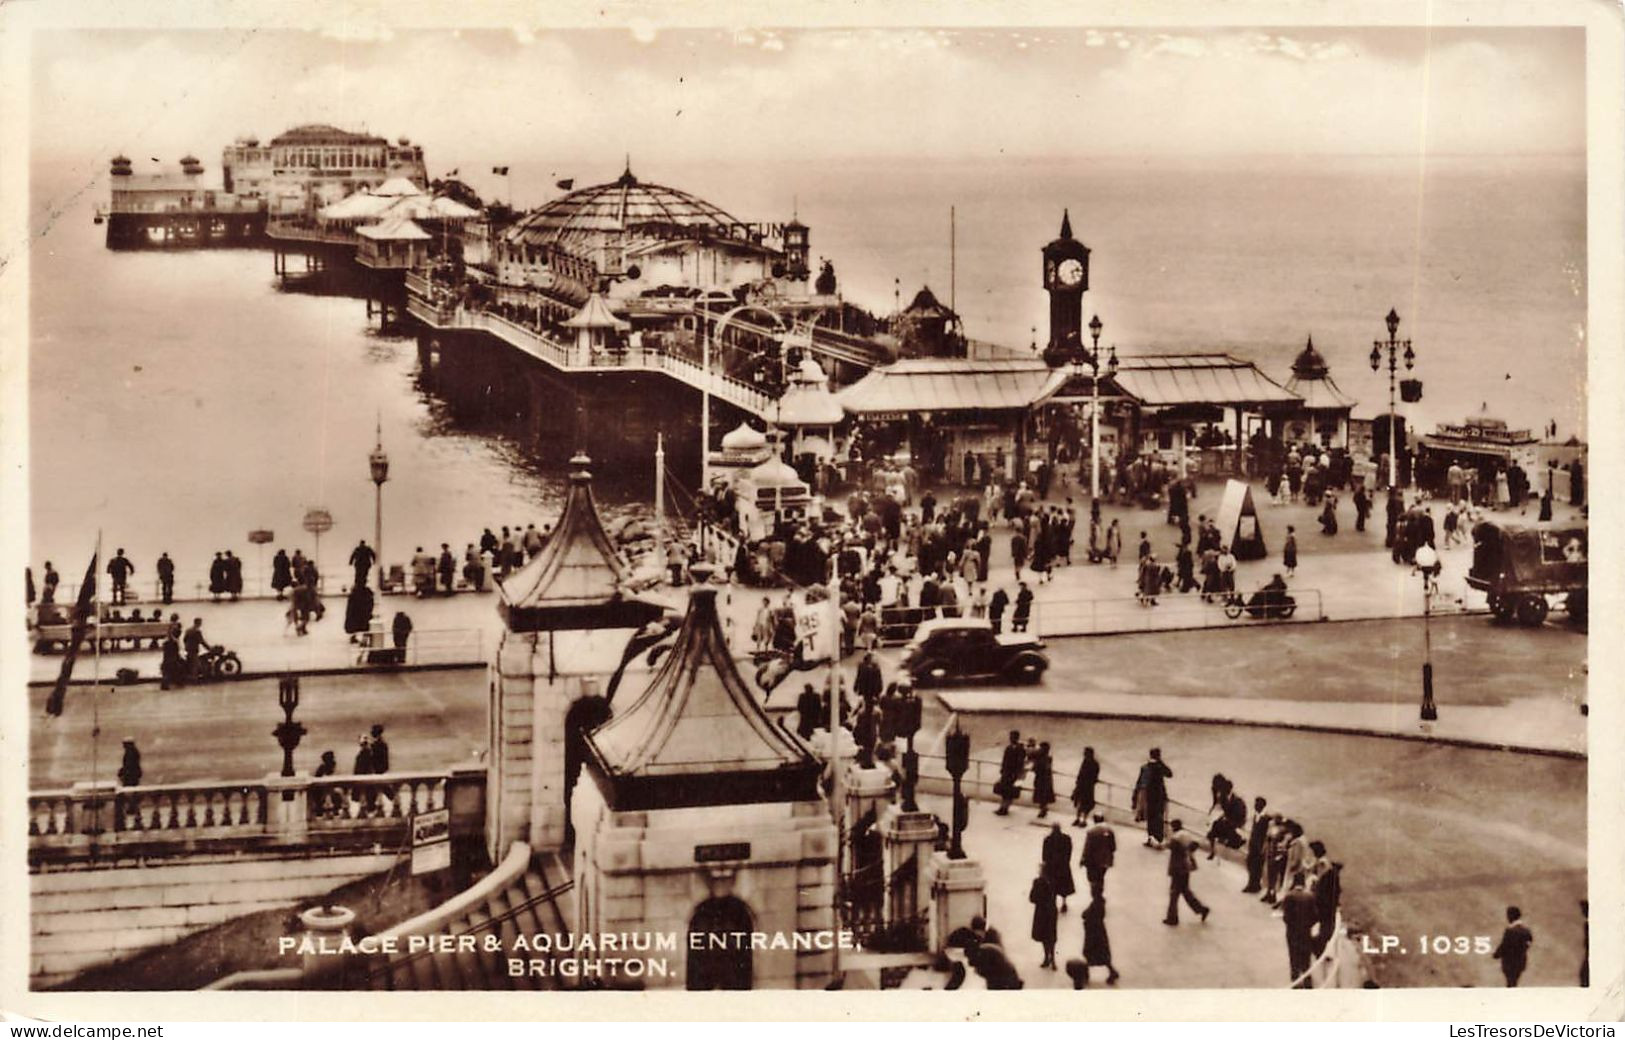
[34,621,171,653]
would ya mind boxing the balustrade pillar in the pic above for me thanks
[265,774,309,842]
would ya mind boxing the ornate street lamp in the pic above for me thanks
[1081,314,1118,500]
[945,722,970,860]
[369,418,390,590]
[273,674,307,783]
[1370,308,1416,490]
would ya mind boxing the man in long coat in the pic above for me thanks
[1028,873,1059,970]
[1071,747,1100,825]
[995,730,1025,815]
[1041,823,1076,912]
[1281,873,1318,985]
[1081,812,1117,898]
[1243,796,1271,893]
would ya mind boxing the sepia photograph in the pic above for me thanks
[1,0,1617,1021]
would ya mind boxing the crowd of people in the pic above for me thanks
[954,730,1350,989]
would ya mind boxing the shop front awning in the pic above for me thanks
[1109,354,1302,410]
[838,358,1055,417]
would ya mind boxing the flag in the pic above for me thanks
[492,165,510,176]
[44,551,98,717]
[555,178,574,190]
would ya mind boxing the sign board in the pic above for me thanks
[247,529,274,545]
[1214,478,1267,562]
[410,808,451,876]
[302,508,335,535]
[695,842,751,863]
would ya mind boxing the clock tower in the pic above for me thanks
[1041,210,1090,368]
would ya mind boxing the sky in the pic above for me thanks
[28,25,1585,178]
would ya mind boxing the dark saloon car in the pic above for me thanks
[899,617,1048,687]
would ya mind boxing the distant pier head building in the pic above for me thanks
[99,125,429,250]
[99,154,266,249]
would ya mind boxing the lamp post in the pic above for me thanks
[273,674,306,781]
[1081,314,1118,500]
[1370,308,1416,490]
[945,723,970,860]
[369,418,390,590]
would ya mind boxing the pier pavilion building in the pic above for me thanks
[223,125,430,217]
[493,165,812,316]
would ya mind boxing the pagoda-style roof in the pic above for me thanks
[903,285,955,319]
[498,452,664,632]
[583,589,821,811]
[563,293,630,331]
[774,359,844,426]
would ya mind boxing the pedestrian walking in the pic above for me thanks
[989,586,1009,634]
[1137,552,1160,606]
[1105,520,1122,567]
[344,583,375,637]
[349,540,376,589]
[1032,742,1056,818]
[41,561,59,604]
[1353,486,1371,532]
[1010,528,1028,578]
[1078,897,1120,986]
[1081,812,1116,898]
[117,738,143,787]
[1134,748,1173,847]
[1162,823,1210,926]
[1029,872,1059,969]
[156,552,175,604]
[1011,582,1033,633]
[1216,545,1237,595]
[1040,820,1076,910]
[463,544,486,591]
[271,549,293,600]
[995,730,1025,815]
[1281,873,1318,984]
[391,610,413,653]
[159,631,184,690]
[794,683,822,741]
[1071,746,1100,825]
[107,548,135,605]
[522,523,544,558]
[1283,528,1298,578]
[1492,906,1534,987]
[410,546,434,596]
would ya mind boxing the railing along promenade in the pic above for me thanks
[407,291,777,417]
[27,766,486,868]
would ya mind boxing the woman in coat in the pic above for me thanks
[1071,746,1100,825]
[1029,873,1059,969]
[1042,822,1077,911]
[1031,742,1056,817]
[1080,896,1120,985]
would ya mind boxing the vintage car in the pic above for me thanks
[898,617,1048,686]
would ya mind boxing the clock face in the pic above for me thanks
[1056,257,1085,288]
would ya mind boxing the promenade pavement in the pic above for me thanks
[27,478,1582,686]
[912,794,1291,989]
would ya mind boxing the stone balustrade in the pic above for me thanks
[27,766,485,868]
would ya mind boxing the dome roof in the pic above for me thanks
[1290,336,1330,380]
[720,423,768,451]
[796,358,827,383]
[505,165,741,252]
[749,458,805,490]
[271,124,386,147]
